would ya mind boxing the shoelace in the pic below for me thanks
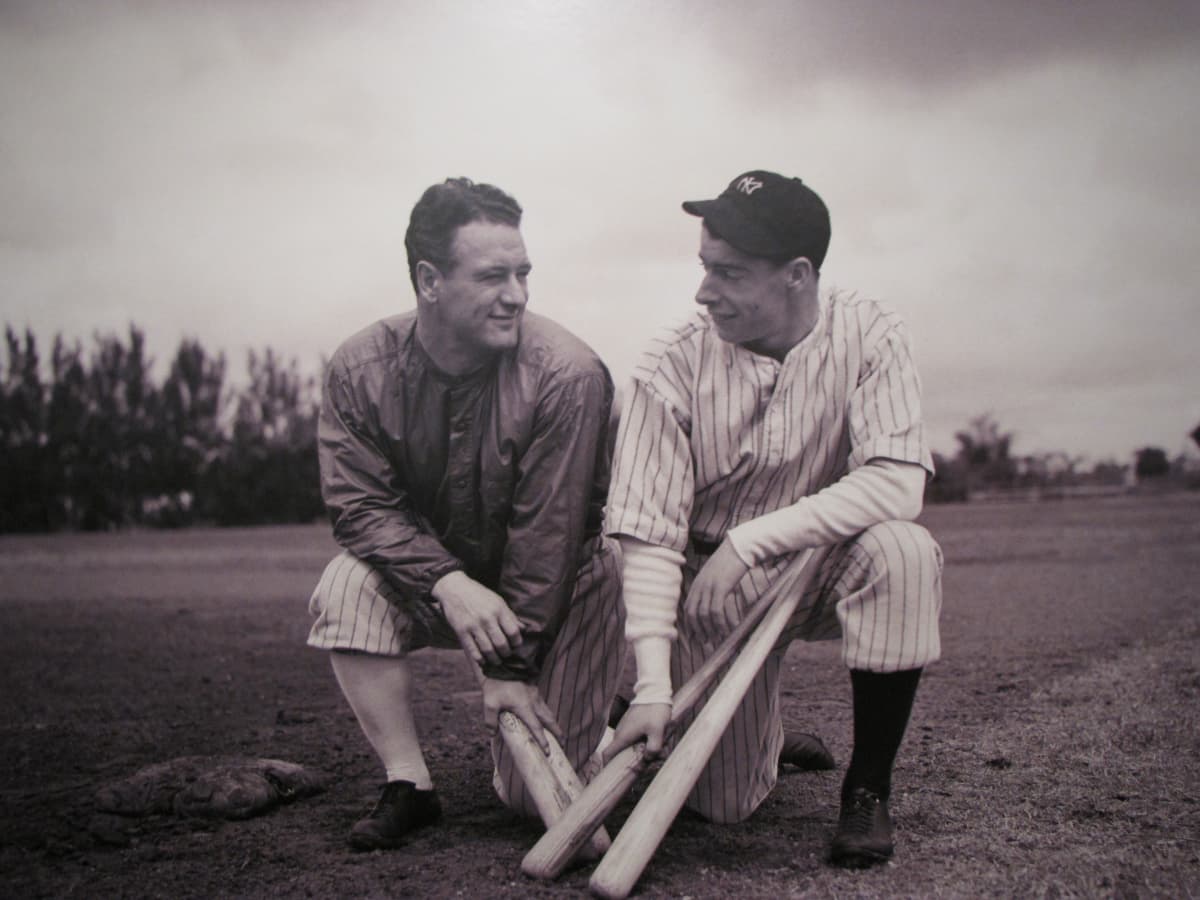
[841,790,881,834]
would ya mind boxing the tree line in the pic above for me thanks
[3,326,1197,533]
[925,413,1200,503]
[1,325,323,532]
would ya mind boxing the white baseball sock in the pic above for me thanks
[330,651,434,791]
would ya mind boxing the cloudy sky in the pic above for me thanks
[2,0,1198,462]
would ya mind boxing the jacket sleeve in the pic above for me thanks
[318,361,462,599]
[483,369,614,681]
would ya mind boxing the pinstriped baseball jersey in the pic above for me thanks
[606,290,933,551]
[606,289,943,824]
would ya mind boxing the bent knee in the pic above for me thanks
[686,790,765,825]
[857,520,942,575]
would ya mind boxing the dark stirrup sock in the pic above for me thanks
[842,667,923,802]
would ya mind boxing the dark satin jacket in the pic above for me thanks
[318,310,614,681]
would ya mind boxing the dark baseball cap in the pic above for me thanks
[682,170,831,269]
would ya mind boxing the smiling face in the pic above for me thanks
[418,220,531,372]
[695,225,801,359]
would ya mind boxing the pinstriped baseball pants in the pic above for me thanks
[672,520,942,824]
[307,537,625,819]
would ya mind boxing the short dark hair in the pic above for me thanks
[404,177,523,291]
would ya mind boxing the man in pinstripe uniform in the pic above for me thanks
[603,170,943,868]
[307,177,624,850]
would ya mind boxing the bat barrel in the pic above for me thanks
[521,742,645,879]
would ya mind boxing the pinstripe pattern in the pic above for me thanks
[607,290,942,824]
[492,538,625,817]
[308,539,625,817]
[608,292,933,553]
[308,550,458,655]
[672,521,942,823]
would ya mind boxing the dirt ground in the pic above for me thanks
[2,494,1198,899]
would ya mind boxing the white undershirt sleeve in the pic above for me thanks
[727,459,926,567]
[618,536,684,706]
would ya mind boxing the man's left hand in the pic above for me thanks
[481,677,564,755]
[683,539,750,642]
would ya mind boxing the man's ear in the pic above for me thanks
[785,256,817,290]
[415,260,441,303]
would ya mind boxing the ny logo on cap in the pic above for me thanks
[735,176,763,196]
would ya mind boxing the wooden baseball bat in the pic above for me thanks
[589,548,828,899]
[520,578,785,881]
[468,657,610,861]
[497,711,611,861]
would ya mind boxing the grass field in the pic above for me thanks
[1,493,1198,898]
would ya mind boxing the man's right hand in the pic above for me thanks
[602,702,671,764]
[480,677,563,755]
[432,571,524,666]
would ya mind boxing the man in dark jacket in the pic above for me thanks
[307,177,624,850]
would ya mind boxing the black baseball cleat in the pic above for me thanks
[778,731,836,773]
[349,780,442,851]
[829,787,894,868]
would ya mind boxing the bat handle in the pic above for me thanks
[498,711,612,861]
